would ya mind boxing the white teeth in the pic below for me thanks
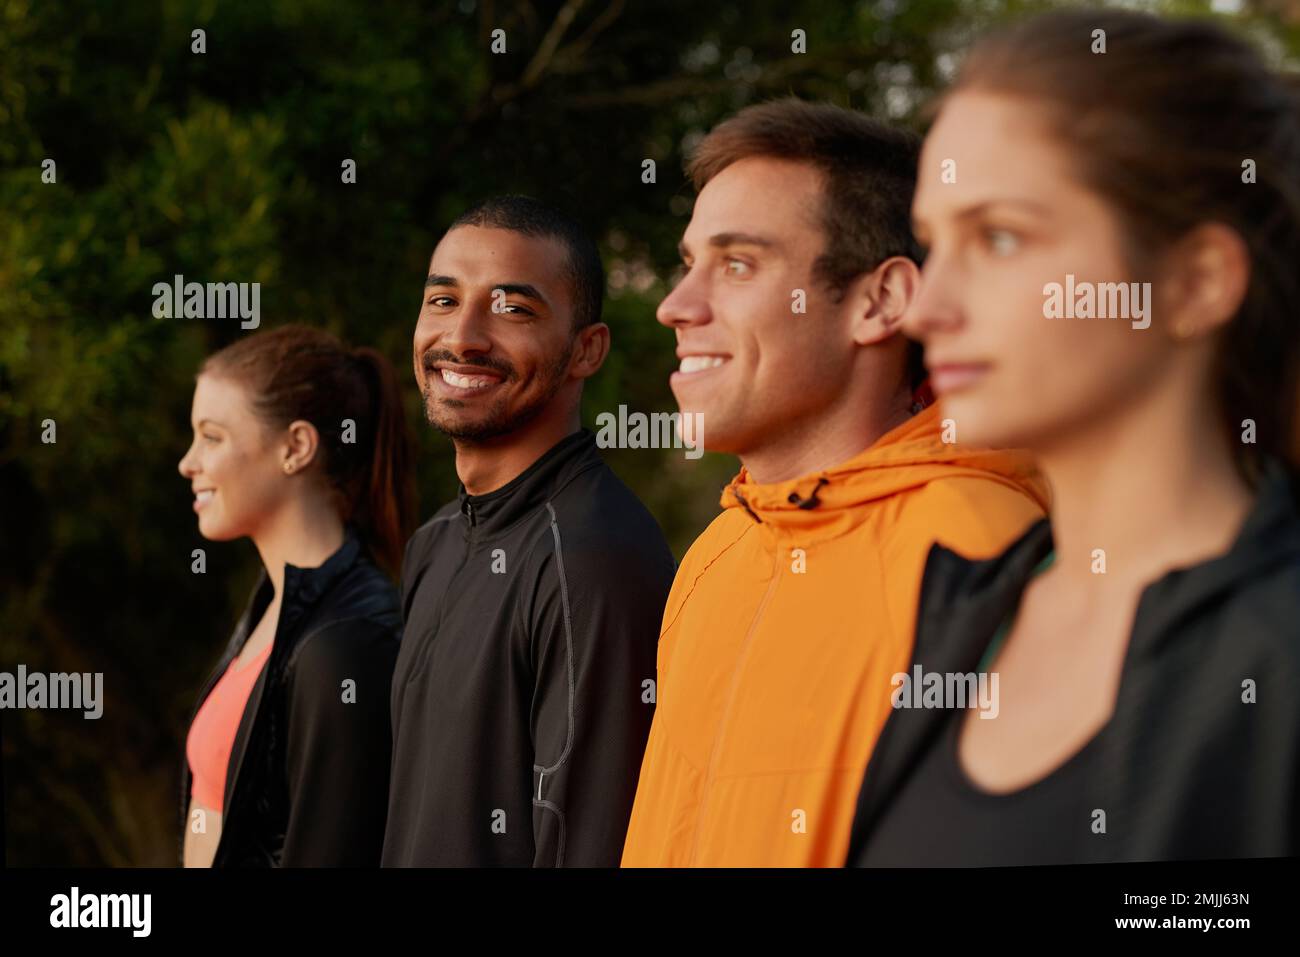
[196,490,214,504]
[679,355,727,374]
[441,369,498,390]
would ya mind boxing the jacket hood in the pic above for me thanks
[720,404,1050,531]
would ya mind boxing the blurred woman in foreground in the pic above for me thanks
[851,9,1300,865]
[177,325,414,866]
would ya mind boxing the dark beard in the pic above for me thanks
[420,343,574,443]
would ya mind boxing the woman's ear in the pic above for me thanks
[282,419,322,473]
[1158,222,1250,341]
[849,256,922,346]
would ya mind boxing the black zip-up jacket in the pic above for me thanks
[848,462,1300,864]
[382,429,676,866]
[180,532,401,866]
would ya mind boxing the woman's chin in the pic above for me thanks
[935,395,1020,451]
[195,516,239,542]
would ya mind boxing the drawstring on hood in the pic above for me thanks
[731,486,763,524]
[788,476,830,510]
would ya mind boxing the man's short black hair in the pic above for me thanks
[448,194,604,332]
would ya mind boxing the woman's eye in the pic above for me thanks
[984,228,1021,257]
[202,433,220,444]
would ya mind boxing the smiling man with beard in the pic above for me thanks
[382,195,675,867]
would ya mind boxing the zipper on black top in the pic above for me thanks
[402,515,477,689]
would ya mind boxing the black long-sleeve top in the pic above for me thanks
[382,430,675,866]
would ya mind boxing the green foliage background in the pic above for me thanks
[2,0,1296,865]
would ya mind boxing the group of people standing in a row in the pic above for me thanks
[176,10,1300,867]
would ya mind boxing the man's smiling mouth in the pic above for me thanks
[677,355,729,374]
[440,369,499,390]
[424,355,511,396]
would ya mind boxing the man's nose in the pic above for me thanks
[437,301,494,356]
[657,268,711,330]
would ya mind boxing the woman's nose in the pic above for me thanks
[902,256,963,340]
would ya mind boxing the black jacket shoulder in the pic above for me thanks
[848,464,1300,864]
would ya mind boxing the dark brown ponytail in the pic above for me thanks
[949,9,1300,483]
[201,325,416,578]
[347,345,416,578]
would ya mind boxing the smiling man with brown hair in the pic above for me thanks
[620,99,1049,867]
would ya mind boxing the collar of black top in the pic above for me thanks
[456,429,600,534]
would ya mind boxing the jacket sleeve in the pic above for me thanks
[525,517,673,867]
[280,618,400,866]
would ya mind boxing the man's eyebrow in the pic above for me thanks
[677,232,781,261]
[491,282,548,306]
[708,231,780,250]
[423,276,550,308]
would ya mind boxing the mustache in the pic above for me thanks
[421,349,515,381]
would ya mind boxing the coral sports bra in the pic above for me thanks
[186,640,274,813]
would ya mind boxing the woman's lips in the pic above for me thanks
[928,363,991,396]
[193,489,214,512]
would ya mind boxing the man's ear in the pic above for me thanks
[569,321,611,380]
[848,256,921,347]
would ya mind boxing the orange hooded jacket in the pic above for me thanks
[621,404,1050,867]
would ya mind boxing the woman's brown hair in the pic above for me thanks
[201,325,416,578]
[949,8,1300,483]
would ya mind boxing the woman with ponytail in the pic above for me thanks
[849,9,1300,865]
[177,325,415,866]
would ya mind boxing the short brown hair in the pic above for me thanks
[687,98,925,388]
